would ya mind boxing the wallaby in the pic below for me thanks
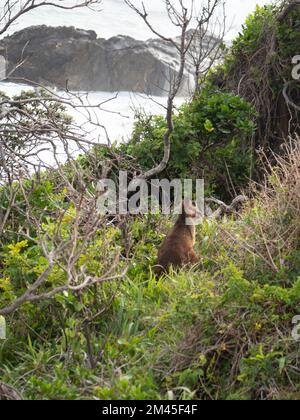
[154,198,201,276]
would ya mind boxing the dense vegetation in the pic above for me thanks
[124,89,256,198]
[1,139,300,400]
[1,2,300,400]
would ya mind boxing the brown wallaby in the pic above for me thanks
[154,198,201,276]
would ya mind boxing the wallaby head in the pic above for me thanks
[154,198,202,277]
[179,198,202,227]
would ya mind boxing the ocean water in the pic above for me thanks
[0,81,184,144]
[0,81,186,166]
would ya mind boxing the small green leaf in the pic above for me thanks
[204,119,215,132]
[279,357,286,374]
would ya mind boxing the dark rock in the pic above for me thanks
[0,25,193,95]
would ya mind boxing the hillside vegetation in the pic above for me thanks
[0,2,300,400]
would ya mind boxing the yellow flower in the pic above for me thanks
[255,323,262,331]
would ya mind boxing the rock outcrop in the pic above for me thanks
[0,25,197,95]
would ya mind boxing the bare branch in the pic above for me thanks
[125,1,226,178]
[0,1,103,36]
[205,195,248,219]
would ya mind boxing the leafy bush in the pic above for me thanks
[124,88,256,198]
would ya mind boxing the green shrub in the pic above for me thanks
[124,88,256,198]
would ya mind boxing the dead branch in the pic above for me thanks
[0,180,128,316]
[205,195,248,219]
[188,1,226,92]
[125,0,224,179]
[0,0,131,322]
[124,0,190,179]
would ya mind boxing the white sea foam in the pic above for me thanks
[0,81,185,144]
